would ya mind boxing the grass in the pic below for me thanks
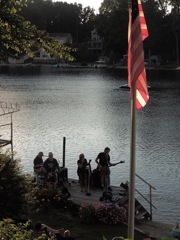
[29,207,147,240]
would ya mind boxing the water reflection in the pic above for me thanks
[0,66,180,223]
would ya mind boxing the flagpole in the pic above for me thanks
[128,84,136,240]
[127,0,149,238]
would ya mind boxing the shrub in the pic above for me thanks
[0,218,56,240]
[102,237,129,240]
[0,150,33,219]
[0,218,32,240]
[95,203,127,225]
[79,202,96,223]
[0,149,76,219]
[32,188,63,212]
[79,202,127,225]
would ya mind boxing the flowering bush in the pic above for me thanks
[79,202,127,225]
[28,187,73,213]
[95,203,127,225]
[79,202,96,224]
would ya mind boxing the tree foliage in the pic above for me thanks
[0,0,75,61]
[0,150,33,219]
[0,0,180,63]
[0,218,56,240]
[96,0,180,63]
[143,0,180,62]
[20,0,96,44]
[95,0,129,60]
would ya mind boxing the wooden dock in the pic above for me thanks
[64,178,122,204]
[63,178,152,221]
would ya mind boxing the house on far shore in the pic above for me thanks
[8,33,73,64]
[8,53,30,64]
[87,29,103,54]
[148,55,162,65]
[34,33,73,64]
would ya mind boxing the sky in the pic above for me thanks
[52,0,103,12]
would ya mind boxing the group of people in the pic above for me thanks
[77,147,115,192]
[33,151,66,189]
[34,146,115,191]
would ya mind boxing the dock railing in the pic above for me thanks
[0,102,20,158]
[135,173,157,220]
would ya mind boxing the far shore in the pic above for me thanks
[0,62,180,71]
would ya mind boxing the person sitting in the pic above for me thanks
[33,152,45,186]
[43,152,59,189]
[99,186,113,202]
[34,221,75,239]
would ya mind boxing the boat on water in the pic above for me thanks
[120,83,151,90]
[52,63,69,68]
[94,60,108,68]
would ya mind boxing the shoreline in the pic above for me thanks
[135,220,174,239]
[0,62,180,71]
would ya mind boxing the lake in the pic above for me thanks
[0,65,180,224]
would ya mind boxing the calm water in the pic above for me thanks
[0,65,180,224]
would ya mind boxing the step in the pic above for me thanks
[135,210,151,220]
[118,195,129,203]
[135,204,143,212]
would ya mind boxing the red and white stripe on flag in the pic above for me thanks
[128,0,149,109]
[138,0,148,40]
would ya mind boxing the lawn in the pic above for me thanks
[29,207,147,240]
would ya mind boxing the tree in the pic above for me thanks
[95,0,179,63]
[0,150,31,219]
[143,0,166,57]
[95,0,128,61]
[169,0,180,64]
[21,0,53,30]
[144,0,180,63]
[0,0,75,62]
[78,6,96,43]
[21,1,95,44]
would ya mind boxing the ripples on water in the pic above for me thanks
[0,65,180,223]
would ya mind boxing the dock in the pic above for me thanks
[64,179,175,239]
[66,178,122,204]
[63,178,152,222]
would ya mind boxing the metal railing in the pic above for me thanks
[135,173,157,220]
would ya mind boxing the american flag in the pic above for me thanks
[128,0,149,109]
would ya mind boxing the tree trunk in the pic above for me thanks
[175,34,179,65]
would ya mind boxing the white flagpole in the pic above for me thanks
[128,84,136,240]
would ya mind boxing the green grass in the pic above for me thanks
[29,207,147,240]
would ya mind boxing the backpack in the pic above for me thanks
[99,190,113,201]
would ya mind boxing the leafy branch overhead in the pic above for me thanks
[0,0,75,61]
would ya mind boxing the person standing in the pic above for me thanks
[95,147,114,189]
[43,152,59,189]
[33,152,44,184]
[77,153,88,192]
